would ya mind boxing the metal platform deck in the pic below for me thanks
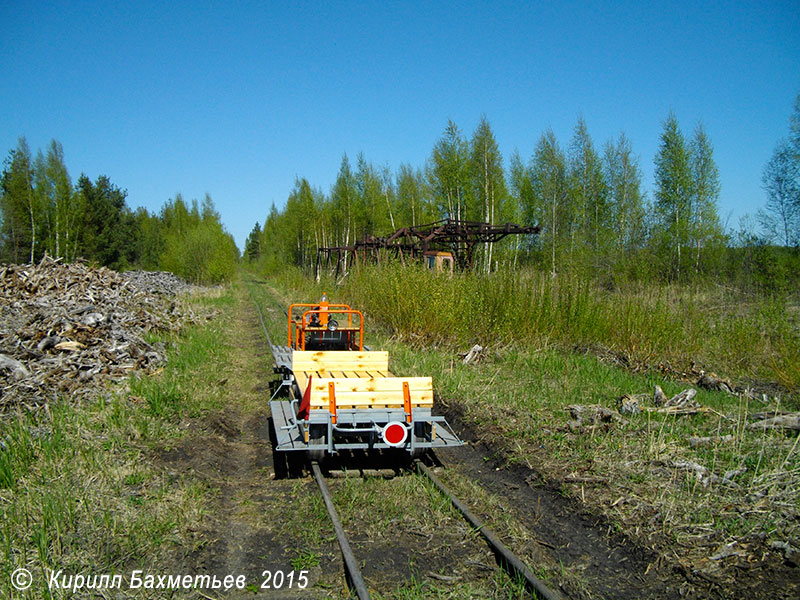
[270,344,292,371]
[270,399,462,452]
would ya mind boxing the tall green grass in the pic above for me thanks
[253,264,800,578]
[322,263,800,392]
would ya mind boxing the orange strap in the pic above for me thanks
[328,381,337,424]
[402,381,412,423]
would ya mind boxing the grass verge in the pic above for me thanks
[256,262,800,583]
[0,288,231,599]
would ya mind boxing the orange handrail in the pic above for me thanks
[287,302,351,346]
[297,309,364,350]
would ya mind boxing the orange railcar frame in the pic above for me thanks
[288,303,364,351]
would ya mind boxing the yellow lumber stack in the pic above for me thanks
[292,351,434,410]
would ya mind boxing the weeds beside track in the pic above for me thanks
[252,263,800,599]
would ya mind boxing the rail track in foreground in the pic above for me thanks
[311,457,563,600]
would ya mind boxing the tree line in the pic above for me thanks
[0,138,239,284]
[248,98,800,291]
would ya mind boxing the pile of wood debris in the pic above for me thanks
[0,256,209,410]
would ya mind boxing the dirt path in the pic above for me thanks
[153,286,340,598]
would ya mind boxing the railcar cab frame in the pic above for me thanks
[288,294,364,351]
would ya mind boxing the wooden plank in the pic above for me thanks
[309,392,434,408]
[295,372,309,393]
[308,376,434,408]
[309,377,432,393]
[292,350,389,372]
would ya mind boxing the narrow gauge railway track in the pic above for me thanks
[247,280,562,599]
[311,458,563,600]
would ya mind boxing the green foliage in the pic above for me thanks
[567,117,609,272]
[331,262,800,390]
[470,115,509,272]
[0,138,36,263]
[0,139,239,285]
[251,110,800,294]
[132,206,165,270]
[33,140,81,261]
[77,174,136,269]
[244,221,262,262]
[529,129,568,275]
[760,137,799,247]
[429,120,470,221]
[653,113,693,279]
[160,207,239,285]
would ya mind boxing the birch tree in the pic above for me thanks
[654,113,692,280]
[760,138,799,246]
[469,115,507,271]
[429,120,469,220]
[507,150,535,266]
[530,130,567,276]
[603,133,647,254]
[688,124,724,272]
[331,154,356,248]
[0,138,37,262]
[567,118,608,266]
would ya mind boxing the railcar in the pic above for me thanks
[268,294,462,457]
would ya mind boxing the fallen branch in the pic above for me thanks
[460,344,484,365]
[688,434,734,448]
[697,371,735,394]
[566,404,624,431]
[750,410,795,421]
[749,413,800,431]
[665,388,697,408]
[619,386,704,416]
[663,459,742,488]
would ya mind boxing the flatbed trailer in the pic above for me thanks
[268,297,462,455]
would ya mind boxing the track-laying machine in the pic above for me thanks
[269,294,462,457]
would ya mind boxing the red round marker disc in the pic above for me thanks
[382,422,407,446]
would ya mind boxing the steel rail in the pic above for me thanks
[415,461,563,600]
[251,292,274,347]
[248,278,370,598]
[311,461,371,600]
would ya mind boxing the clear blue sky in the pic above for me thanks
[2,1,799,250]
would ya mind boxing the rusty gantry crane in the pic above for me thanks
[315,219,540,279]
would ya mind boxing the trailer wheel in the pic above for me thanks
[308,426,326,463]
[410,422,430,459]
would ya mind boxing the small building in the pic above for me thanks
[423,251,454,273]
